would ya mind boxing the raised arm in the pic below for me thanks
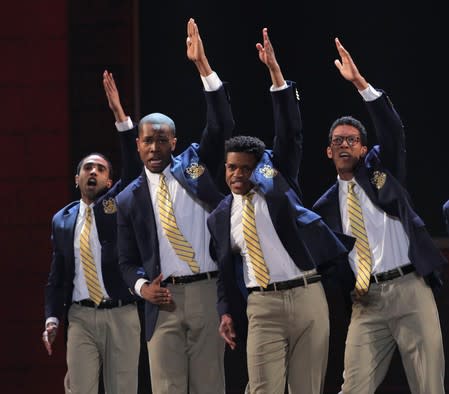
[103,70,128,123]
[333,37,368,91]
[103,70,141,187]
[256,28,285,89]
[186,17,212,77]
[335,38,406,181]
[257,28,302,182]
[187,18,235,177]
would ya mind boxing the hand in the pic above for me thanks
[256,28,285,88]
[140,273,173,305]
[186,18,212,77]
[219,314,237,350]
[42,322,58,356]
[333,37,368,91]
[103,70,127,122]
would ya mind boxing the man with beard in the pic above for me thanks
[115,18,235,394]
[312,37,447,393]
[42,70,142,394]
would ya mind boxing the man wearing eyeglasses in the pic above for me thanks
[312,38,447,394]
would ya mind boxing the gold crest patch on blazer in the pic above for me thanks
[185,163,205,179]
[103,198,117,214]
[259,165,278,178]
[371,171,387,190]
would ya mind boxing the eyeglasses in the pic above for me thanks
[331,135,361,147]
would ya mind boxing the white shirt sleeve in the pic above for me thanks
[359,84,381,102]
[115,116,134,132]
[270,82,289,92]
[135,278,150,297]
[45,317,59,328]
[200,71,223,92]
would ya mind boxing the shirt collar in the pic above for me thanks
[144,164,171,186]
[79,200,94,217]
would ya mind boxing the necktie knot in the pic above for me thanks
[348,181,356,193]
[243,191,255,202]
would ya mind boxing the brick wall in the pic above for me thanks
[0,1,139,393]
[0,1,70,393]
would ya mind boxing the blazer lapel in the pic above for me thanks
[63,204,79,267]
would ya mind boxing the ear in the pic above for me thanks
[136,137,140,152]
[326,146,333,159]
[106,179,113,189]
[360,145,368,157]
[171,137,177,152]
[75,175,79,188]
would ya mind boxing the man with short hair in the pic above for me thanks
[207,28,348,394]
[43,70,142,394]
[312,37,446,394]
[115,18,235,394]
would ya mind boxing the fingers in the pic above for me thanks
[187,17,194,37]
[42,327,57,356]
[219,326,236,350]
[334,59,343,71]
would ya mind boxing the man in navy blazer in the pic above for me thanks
[207,28,348,394]
[312,38,447,393]
[43,71,142,393]
[115,19,235,394]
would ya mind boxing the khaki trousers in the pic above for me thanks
[147,279,225,394]
[246,281,329,394]
[66,302,140,394]
[342,273,445,394]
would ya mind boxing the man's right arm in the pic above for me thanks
[103,70,142,187]
[42,214,65,355]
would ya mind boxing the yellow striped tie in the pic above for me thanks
[242,192,270,288]
[347,181,372,296]
[80,207,103,305]
[157,174,200,273]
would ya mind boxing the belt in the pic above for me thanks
[247,274,321,294]
[73,298,135,309]
[370,264,415,284]
[163,271,218,285]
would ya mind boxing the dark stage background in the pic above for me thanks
[0,0,448,393]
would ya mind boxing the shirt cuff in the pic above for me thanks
[45,317,59,328]
[270,82,288,92]
[115,116,134,132]
[135,278,150,297]
[359,84,381,102]
[200,71,222,92]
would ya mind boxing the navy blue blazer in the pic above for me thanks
[443,200,449,236]
[207,82,349,325]
[313,91,448,296]
[116,84,235,341]
[45,128,142,320]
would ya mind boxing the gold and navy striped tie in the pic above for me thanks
[80,207,103,305]
[157,174,200,273]
[242,192,270,288]
[347,181,372,296]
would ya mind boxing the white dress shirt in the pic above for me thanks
[46,201,109,327]
[338,177,410,276]
[230,190,306,288]
[131,71,222,295]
